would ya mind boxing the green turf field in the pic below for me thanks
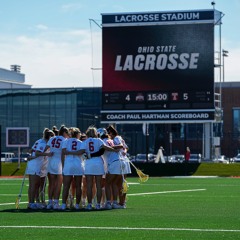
[0,177,240,240]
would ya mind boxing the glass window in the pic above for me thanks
[233,108,240,138]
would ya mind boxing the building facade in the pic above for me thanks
[0,83,239,158]
[0,65,31,89]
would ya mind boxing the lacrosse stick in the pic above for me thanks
[122,177,129,194]
[120,161,129,194]
[128,160,149,182]
[39,175,48,203]
[15,170,27,209]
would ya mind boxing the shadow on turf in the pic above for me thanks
[0,208,113,213]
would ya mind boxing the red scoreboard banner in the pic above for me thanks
[101,10,220,123]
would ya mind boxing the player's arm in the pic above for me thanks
[90,148,105,157]
[27,155,36,161]
[102,144,118,152]
[35,150,53,157]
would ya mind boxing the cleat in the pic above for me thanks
[104,202,112,210]
[46,203,53,210]
[61,203,67,210]
[81,199,86,208]
[61,203,67,211]
[85,203,92,210]
[122,203,127,209]
[112,203,124,209]
[95,203,101,210]
[53,202,60,210]
[36,203,45,209]
[28,203,38,210]
[75,204,80,210]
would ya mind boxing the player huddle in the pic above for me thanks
[25,124,131,210]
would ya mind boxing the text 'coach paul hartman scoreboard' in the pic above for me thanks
[101,9,222,123]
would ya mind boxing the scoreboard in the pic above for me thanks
[101,10,220,123]
[103,90,213,111]
[6,127,29,147]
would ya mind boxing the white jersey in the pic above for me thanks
[102,138,119,164]
[80,137,105,175]
[100,137,123,174]
[26,139,47,176]
[62,138,84,176]
[113,136,131,174]
[47,135,66,174]
[31,139,45,157]
[113,136,128,154]
[31,139,49,177]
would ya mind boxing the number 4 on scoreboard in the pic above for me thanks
[125,94,131,101]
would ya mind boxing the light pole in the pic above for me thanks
[222,49,228,82]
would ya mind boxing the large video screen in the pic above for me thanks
[101,10,216,123]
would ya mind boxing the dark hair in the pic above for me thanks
[80,133,87,141]
[106,125,118,136]
[43,128,50,135]
[52,126,59,136]
[59,125,69,136]
[45,130,54,140]
[42,128,54,140]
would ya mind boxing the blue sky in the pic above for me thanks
[0,0,239,88]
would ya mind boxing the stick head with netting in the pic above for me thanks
[136,169,149,182]
[15,196,20,209]
[122,179,129,194]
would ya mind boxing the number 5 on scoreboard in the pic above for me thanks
[183,93,189,100]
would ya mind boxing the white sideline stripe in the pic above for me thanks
[0,202,28,206]
[0,189,206,206]
[0,225,240,233]
[0,194,28,196]
[128,188,206,196]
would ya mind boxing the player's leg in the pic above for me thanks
[85,175,93,209]
[74,176,82,209]
[95,175,103,204]
[81,176,87,207]
[101,176,106,208]
[29,174,40,209]
[53,174,63,209]
[46,173,55,209]
[61,175,72,209]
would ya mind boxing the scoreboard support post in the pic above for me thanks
[17,146,21,169]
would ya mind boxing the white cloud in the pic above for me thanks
[224,47,240,82]
[220,37,240,82]
[35,24,48,30]
[0,27,102,88]
[61,3,83,12]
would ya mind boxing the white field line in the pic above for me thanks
[0,194,28,196]
[0,225,240,233]
[0,189,205,206]
[128,188,206,196]
[0,184,24,185]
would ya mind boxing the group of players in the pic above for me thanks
[25,124,131,210]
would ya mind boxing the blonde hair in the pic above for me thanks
[43,128,54,140]
[86,126,97,138]
[69,127,81,138]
